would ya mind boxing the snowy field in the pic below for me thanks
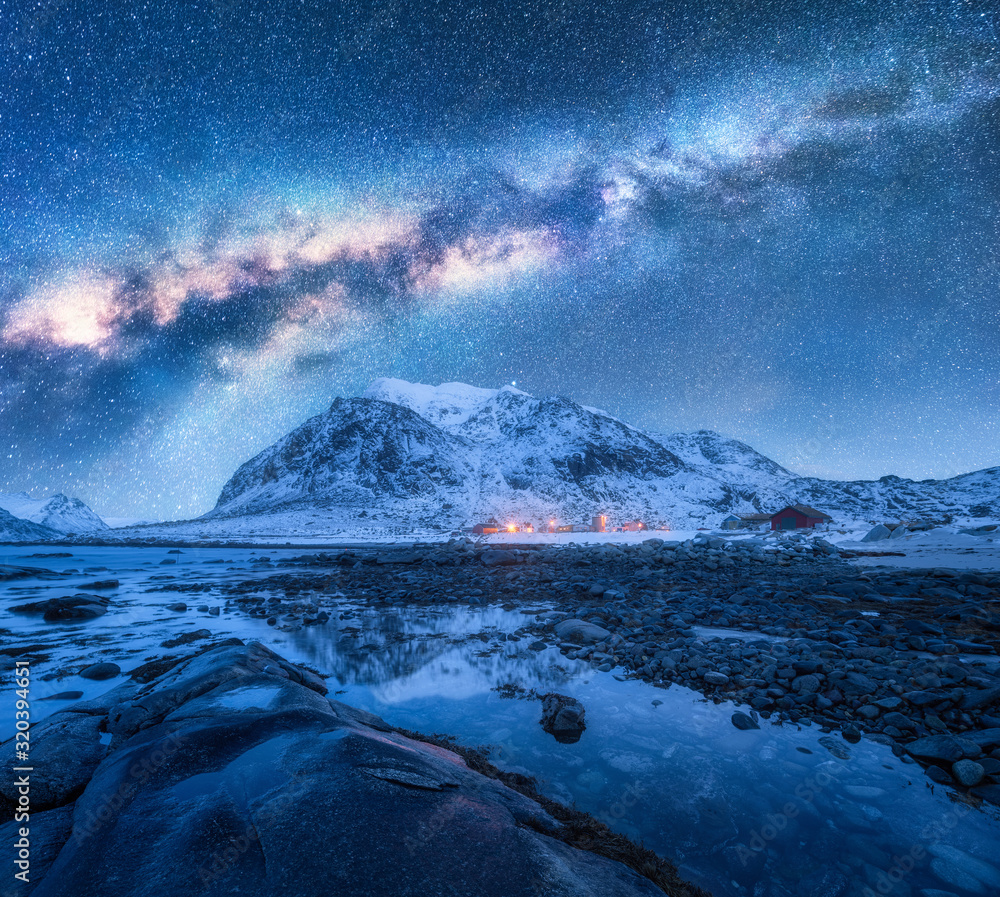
[80,517,1000,572]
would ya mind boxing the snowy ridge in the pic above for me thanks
[0,491,109,533]
[363,378,507,429]
[203,380,1000,532]
[0,507,61,542]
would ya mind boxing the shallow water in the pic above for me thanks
[2,546,999,897]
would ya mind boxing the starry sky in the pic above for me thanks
[2,0,999,520]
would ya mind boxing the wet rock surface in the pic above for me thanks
[0,641,695,897]
[540,692,587,743]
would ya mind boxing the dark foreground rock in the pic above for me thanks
[540,693,587,743]
[0,641,702,897]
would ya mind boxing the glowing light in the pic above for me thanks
[3,273,122,352]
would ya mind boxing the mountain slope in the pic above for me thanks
[214,397,477,517]
[0,507,61,542]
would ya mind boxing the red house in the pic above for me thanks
[770,505,832,531]
[472,521,499,534]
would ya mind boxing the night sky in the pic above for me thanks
[2,0,998,520]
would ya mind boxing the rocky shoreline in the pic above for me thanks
[140,533,1000,803]
[0,640,705,897]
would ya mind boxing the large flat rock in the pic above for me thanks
[1,641,679,897]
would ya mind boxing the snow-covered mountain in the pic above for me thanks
[0,507,61,542]
[0,492,109,534]
[210,380,1000,529]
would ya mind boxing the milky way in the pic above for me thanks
[2,0,999,519]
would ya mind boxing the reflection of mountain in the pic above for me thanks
[281,609,576,701]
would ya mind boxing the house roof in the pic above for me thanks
[739,513,772,521]
[772,504,833,521]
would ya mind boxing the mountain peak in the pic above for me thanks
[362,378,502,429]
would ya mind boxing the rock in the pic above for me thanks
[731,711,759,730]
[905,735,980,763]
[960,683,1000,712]
[889,525,908,539]
[841,672,879,696]
[819,736,852,759]
[0,713,106,810]
[928,844,1000,892]
[703,671,730,686]
[0,805,74,891]
[970,784,1000,806]
[78,579,119,590]
[161,630,213,649]
[861,525,891,542]
[14,643,665,897]
[45,603,108,621]
[963,728,1000,749]
[10,594,109,621]
[874,696,903,711]
[553,619,612,645]
[79,662,121,680]
[792,674,822,695]
[540,693,587,743]
[39,691,85,701]
[904,690,945,707]
[166,602,188,612]
[926,765,953,784]
[481,550,517,567]
[796,869,849,897]
[951,760,985,787]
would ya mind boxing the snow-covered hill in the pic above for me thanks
[0,492,109,534]
[0,507,61,542]
[210,380,1000,530]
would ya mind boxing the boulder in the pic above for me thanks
[553,619,612,645]
[540,693,587,744]
[861,525,891,542]
[963,728,1000,750]
[480,550,518,567]
[80,662,121,680]
[0,713,106,810]
[951,760,985,787]
[14,643,670,897]
[905,735,980,764]
[10,594,109,621]
[731,711,759,731]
